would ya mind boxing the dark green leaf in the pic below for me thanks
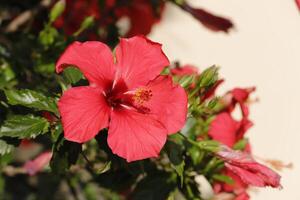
[50,135,82,174]
[51,122,63,142]
[0,139,14,155]
[131,172,176,200]
[0,115,49,139]
[95,167,138,191]
[166,140,185,186]
[4,89,58,114]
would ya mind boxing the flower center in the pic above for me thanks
[104,79,128,108]
[106,93,122,108]
[132,88,152,105]
[104,80,152,113]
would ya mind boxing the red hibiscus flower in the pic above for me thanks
[222,87,256,118]
[209,112,254,198]
[216,145,281,188]
[23,151,53,176]
[296,0,300,11]
[214,169,249,200]
[56,36,187,162]
[235,192,250,200]
[54,0,164,38]
[115,0,165,37]
[208,112,253,148]
[54,0,102,35]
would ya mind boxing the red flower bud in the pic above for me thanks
[182,4,234,33]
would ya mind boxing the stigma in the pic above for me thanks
[133,88,153,105]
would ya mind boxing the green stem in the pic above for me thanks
[178,132,200,147]
[177,132,220,153]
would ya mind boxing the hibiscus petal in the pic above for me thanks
[222,168,248,192]
[236,118,253,140]
[58,86,110,143]
[240,162,282,188]
[208,112,239,147]
[235,192,250,200]
[142,75,187,134]
[56,41,115,90]
[107,109,167,162]
[225,163,266,187]
[231,87,255,117]
[115,36,170,89]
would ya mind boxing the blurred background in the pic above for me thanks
[1,0,299,199]
[150,0,300,199]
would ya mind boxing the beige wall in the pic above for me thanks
[149,0,300,199]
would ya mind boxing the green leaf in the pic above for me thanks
[63,67,84,84]
[51,122,63,142]
[0,139,14,155]
[166,140,185,186]
[0,59,16,88]
[203,157,224,174]
[187,145,204,166]
[4,89,58,114]
[212,174,234,184]
[50,135,82,174]
[0,115,49,139]
[49,0,66,23]
[233,138,248,150]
